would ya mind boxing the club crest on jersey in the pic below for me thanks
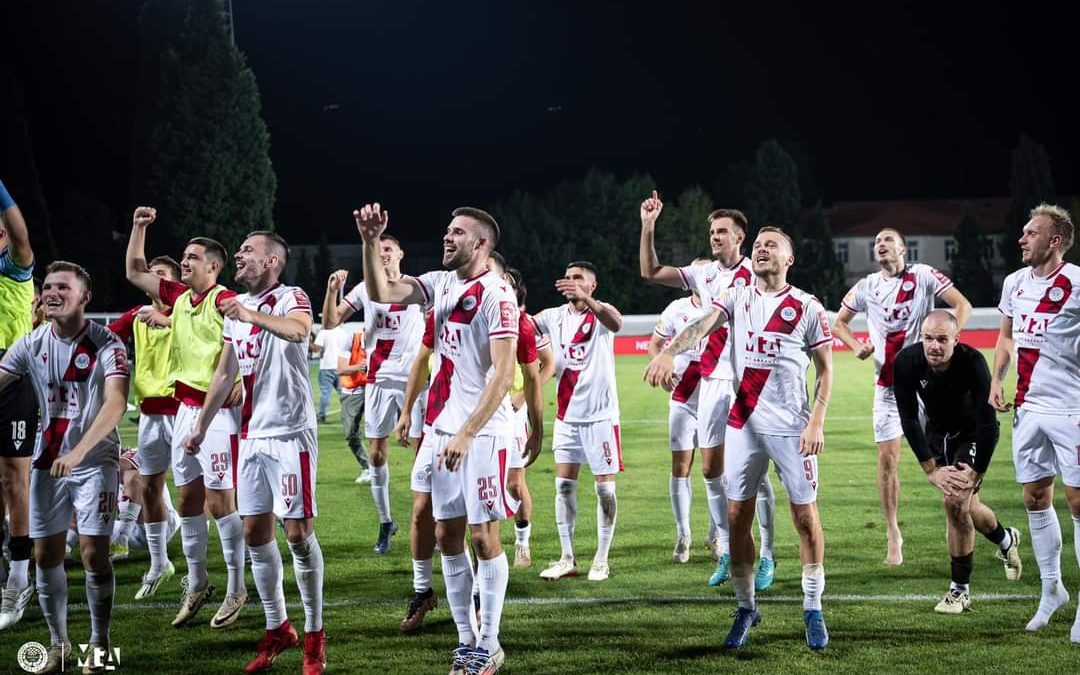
[581,322,592,334]
[74,354,90,369]
[462,296,478,311]
[901,280,915,292]
[259,302,273,314]
[780,306,797,322]
[1049,287,1065,302]
[733,277,747,287]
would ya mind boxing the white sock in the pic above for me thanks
[514,522,532,548]
[249,540,288,630]
[7,559,30,591]
[1073,517,1080,643]
[477,554,509,654]
[371,464,392,524]
[85,568,115,645]
[1026,508,1069,631]
[37,563,68,645]
[288,533,324,633]
[145,521,170,574]
[595,482,617,563]
[757,477,776,559]
[949,580,970,594]
[65,528,78,553]
[705,477,729,555]
[117,501,141,543]
[555,477,578,561]
[215,512,246,596]
[441,552,476,647]
[413,558,433,593]
[180,515,209,591]
[669,476,691,538]
[731,562,755,610]
[802,563,825,611]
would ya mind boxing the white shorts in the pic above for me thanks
[553,418,623,476]
[669,402,699,452]
[423,430,518,524]
[31,465,119,539]
[409,386,429,440]
[509,406,528,470]
[172,403,240,491]
[237,429,319,520]
[137,413,174,476]
[725,426,818,505]
[872,386,903,443]
[697,378,734,449]
[365,380,406,439]
[1012,408,1080,487]
[410,435,433,494]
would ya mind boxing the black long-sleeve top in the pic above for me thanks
[892,342,1000,474]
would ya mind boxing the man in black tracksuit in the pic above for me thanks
[893,310,1023,614]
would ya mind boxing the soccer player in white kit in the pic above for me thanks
[0,261,130,674]
[356,202,518,675]
[646,227,834,651]
[183,231,326,673]
[832,227,971,565]
[322,235,425,555]
[535,261,623,583]
[989,203,1080,643]
[639,191,778,589]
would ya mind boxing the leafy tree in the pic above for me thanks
[950,206,996,307]
[293,248,319,304]
[130,0,276,259]
[313,230,335,300]
[60,191,124,308]
[1003,135,1055,269]
[791,203,845,308]
[744,139,802,242]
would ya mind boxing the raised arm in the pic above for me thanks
[321,269,356,329]
[989,316,1014,412]
[354,203,425,304]
[939,286,973,331]
[0,180,33,267]
[126,206,164,299]
[800,343,833,456]
[638,190,685,288]
[439,337,517,471]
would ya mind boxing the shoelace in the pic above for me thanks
[407,592,431,616]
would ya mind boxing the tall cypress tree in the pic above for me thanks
[950,206,996,306]
[791,203,845,307]
[744,139,802,243]
[130,0,276,258]
[1003,135,1055,269]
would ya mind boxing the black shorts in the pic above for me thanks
[0,375,38,458]
[928,433,982,493]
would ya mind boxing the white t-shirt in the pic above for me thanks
[0,321,129,469]
[413,269,518,437]
[654,295,710,405]
[534,302,621,423]
[713,285,832,436]
[343,282,425,384]
[313,326,344,370]
[677,257,754,381]
[223,283,317,439]
[998,261,1080,414]
[841,263,953,388]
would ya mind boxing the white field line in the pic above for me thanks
[62,592,1038,614]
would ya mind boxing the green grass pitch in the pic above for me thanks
[3,352,1078,673]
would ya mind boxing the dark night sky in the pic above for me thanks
[8,0,1080,246]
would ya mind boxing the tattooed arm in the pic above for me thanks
[643,306,728,390]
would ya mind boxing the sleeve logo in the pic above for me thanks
[499,302,516,328]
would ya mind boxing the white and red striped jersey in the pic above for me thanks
[654,295,710,405]
[223,283,317,439]
[0,321,129,469]
[998,262,1080,413]
[534,302,621,423]
[841,263,953,388]
[714,285,832,435]
[678,257,754,381]
[343,283,424,383]
[414,269,519,437]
